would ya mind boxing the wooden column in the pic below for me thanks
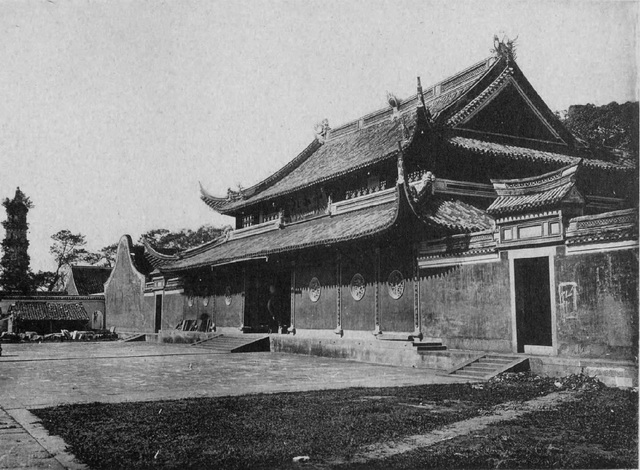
[373,247,382,335]
[288,261,296,334]
[334,252,343,336]
[240,267,246,332]
[412,246,422,340]
[212,293,217,332]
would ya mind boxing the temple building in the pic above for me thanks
[105,39,638,385]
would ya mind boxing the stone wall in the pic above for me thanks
[419,258,512,351]
[294,258,337,330]
[554,248,639,360]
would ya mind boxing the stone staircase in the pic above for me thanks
[121,333,146,342]
[448,354,530,380]
[191,334,270,353]
[412,341,448,352]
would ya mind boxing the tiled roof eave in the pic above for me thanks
[143,239,181,269]
[403,180,494,234]
[155,182,415,273]
[566,229,638,246]
[488,201,562,216]
[200,139,323,215]
[220,146,405,215]
[448,137,634,171]
[210,109,426,215]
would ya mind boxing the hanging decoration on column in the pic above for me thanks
[350,273,366,301]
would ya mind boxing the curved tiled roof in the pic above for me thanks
[200,57,500,216]
[487,163,580,216]
[147,194,401,272]
[424,198,494,232]
[405,179,494,233]
[202,110,420,215]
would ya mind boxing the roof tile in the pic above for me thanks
[150,197,400,271]
[449,136,634,170]
[9,302,89,321]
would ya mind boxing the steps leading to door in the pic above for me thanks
[448,354,530,380]
[192,334,270,353]
[413,341,448,352]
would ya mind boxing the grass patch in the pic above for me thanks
[345,384,638,469]
[31,373,636,469]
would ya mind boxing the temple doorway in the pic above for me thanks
[154,294,162,333]
[513,256,553,353]
[244,267,291,333]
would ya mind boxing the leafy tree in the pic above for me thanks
[139,224,229,251]
[30,270,57,292]
[46,230,95,291]
[558,101,639,155]
[99,243,119,267]
[0,188,34,293]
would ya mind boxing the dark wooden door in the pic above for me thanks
[154,294,163,333]
[514,257,552,353]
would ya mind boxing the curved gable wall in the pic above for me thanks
[104,235,153,332]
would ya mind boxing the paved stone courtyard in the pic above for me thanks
[0,341,467,469]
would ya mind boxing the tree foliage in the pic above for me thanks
[99,243,119,267]
[559,101,639,155]
[44,230,95,291]
[139,224,229,251]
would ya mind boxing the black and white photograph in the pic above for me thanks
[0,1,637,468]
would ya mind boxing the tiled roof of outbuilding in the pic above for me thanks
[9,302,89,321]
[68,266,112,295]
[487,163,581,216]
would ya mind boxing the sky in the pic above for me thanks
[0,0,637,272]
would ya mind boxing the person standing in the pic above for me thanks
[267,284,279,333]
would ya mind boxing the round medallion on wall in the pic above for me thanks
[187,296,194,307]
[203,296,209,307]
[350,273,366,301]
[224,286,232,306]
[387,270,405,300]
[308,277,321,302]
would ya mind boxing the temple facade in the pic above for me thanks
[105,40,638,384]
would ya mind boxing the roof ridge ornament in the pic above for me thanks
[387,92,401,120]
[416,76,433,123]
[396,143,405,185]
[226,184,245,202]
[314,119,330,143]
[491,34,518,62]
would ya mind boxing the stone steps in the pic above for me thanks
[192,334,270,353]
[449,354,529,380]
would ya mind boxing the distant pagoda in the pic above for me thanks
[0,187,33,292]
